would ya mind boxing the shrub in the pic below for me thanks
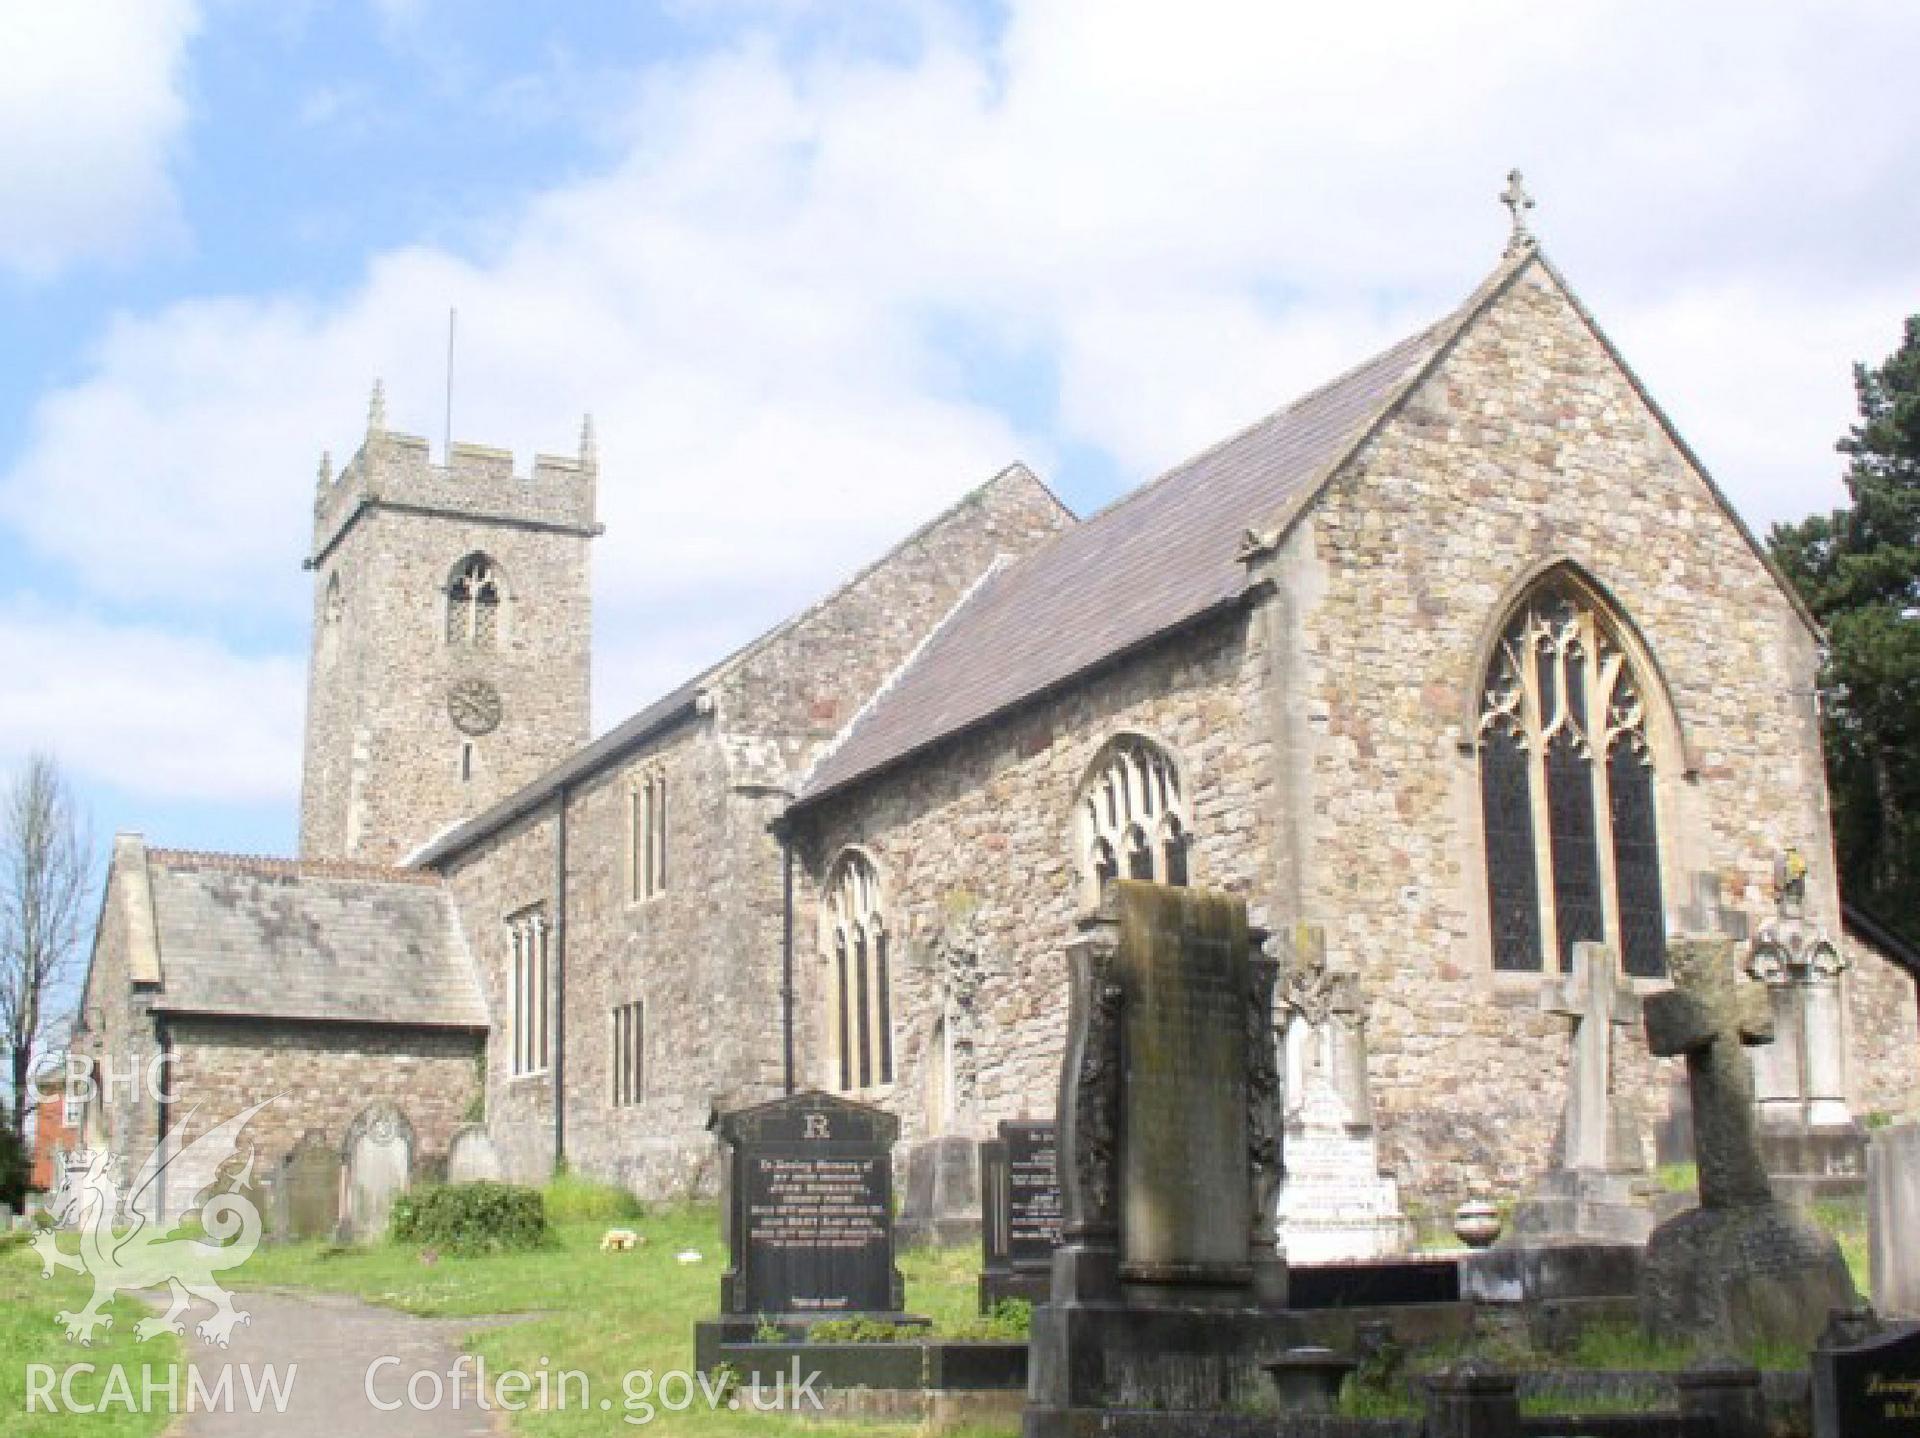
[541,1171,645,1224]
[944,1299,1032,1341]
[807,1318,908,1343]
[392,1181,548,1253]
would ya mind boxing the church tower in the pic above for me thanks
[299,383,599,865]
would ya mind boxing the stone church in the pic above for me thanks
[71,224,1920,1227]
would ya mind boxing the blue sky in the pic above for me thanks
[3,0,1918,873]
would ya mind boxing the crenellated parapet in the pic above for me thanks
[308,385,600,570]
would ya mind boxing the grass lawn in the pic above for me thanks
[0,1234,185,1438]
[226,1203,1010,1437]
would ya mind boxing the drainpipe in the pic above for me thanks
[779,821,796,1096]
[553,784,569,1170]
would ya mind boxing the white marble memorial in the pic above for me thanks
[1273,927,1409,1263]
[1745,852,1866,1200]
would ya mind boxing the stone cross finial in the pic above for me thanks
[1644,937,1775,1208]
[1542,942,1641,1172]
[316,450,332,488]
[579,413,597,467]
[1500,169,1536,256]
[1678,872,1750,944]
[367,378,387,434]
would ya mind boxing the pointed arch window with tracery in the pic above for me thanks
[826,850,893,1093]
[447,554,502,649]
[1478,578,1668,978]
[1079,735,1192,904]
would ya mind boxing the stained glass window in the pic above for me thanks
[1080,736,1192,903]
[1609,737,1667,978]
[1479,727,1541,971]
[1477,577,1667,977]
[827,851,893,1092]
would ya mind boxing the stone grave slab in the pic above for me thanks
[899,1133,980,1247]
[1870,1122,1920,1318]
[1814,1316,1920,1438]
[277,1130,342,1241]
[341,1103,413,1242]
[445,1124,503,1184]
[1025,881,1288,1438]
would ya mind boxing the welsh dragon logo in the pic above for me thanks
[34,1096,279,1347]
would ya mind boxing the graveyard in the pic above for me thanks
[10,876,1916,1438]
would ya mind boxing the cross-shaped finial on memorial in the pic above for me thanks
[1677,872,1750,944]
[1500,169,1536,256]
[1541,942,1639,1172]
[1645,874,1774,1209]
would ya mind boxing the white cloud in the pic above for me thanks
[4,0,1919,786]
[0,602,301,805]
[0,0,199,280]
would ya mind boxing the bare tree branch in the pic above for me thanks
[0,752,96,1142]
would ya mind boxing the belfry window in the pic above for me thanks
[1477,577,1668,978]
[447,554,502,649]
[826,851,893,1092]
[1078,735,1192,904]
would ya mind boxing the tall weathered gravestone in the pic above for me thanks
[445,1124,504,1184]
[276,1129,342,1241]
[1025,882,1287,1437]
[1868,1122,1920,1319]
[1273,925,1408,1263]
[1507,941,1656,1245]
[340,1103,413,1242]
[980,1120,1062,1310]
[1638,907,1856,1350]
[695,1090,920,1366]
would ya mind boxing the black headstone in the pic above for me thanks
[1005,1121,1062,1270]
[715,1091,906,1317]
[980,1121,1061,1310]
[1815,1319,1920,1438]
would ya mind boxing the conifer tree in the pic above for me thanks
[1770,318,1920,942]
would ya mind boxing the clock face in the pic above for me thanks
[448,678,503,736]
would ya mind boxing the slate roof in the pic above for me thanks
[795,311,1461,805]
[143,849,488,1028]
[408,461,1071,870]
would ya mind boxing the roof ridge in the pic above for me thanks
[411,460,1070,868]
[146,848,444,886]
[702,461,1072,692]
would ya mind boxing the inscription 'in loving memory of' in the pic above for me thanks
[747,1157,887,1252]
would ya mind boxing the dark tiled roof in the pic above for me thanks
[145,851,488,1028]
[797,318,1455,803]
[409,462,1074,870]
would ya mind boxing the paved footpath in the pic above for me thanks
[152,1289,519,1437]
